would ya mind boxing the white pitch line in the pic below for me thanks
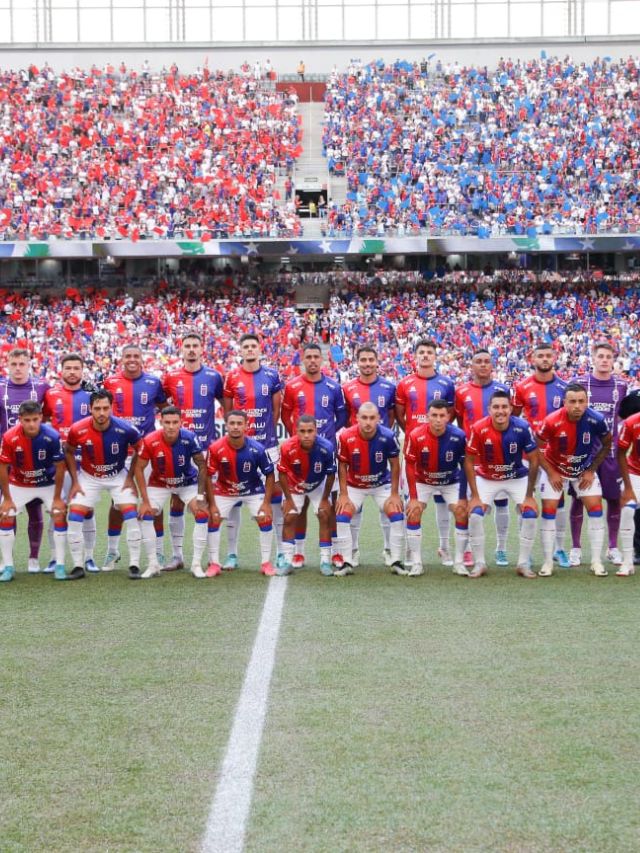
[202,577,288,853]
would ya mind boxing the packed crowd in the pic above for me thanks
[323,55,640,237]
[1,268,639,385]
[0,62,302,240]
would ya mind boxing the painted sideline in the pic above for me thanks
[202,577,288,853]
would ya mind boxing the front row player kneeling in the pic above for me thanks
[205,409,276,577]
[0,401,68,581]
[536,383,611,577]
[404,400,469,576]
[276,415,337,577]
[334,402,406,576]
[464,391,540,579]
[132,406,210,579]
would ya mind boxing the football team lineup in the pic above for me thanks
[1,332,639,583]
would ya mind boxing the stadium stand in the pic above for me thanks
[0,63,302,240]
[322,56,640,237]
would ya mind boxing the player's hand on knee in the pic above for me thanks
[335,495,356,518]
[621,486,637,506]
[468,496,485,515]
[383,494,404,517]
[578,469,595,491]
[283,497,297,518]
[138,500,154,520]
[0,499,16,518]
[257,501,272,524]
[406,499,423,524]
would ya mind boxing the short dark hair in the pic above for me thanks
[592,341,615,354]
[565,382,588,397]
[121,344,142,355]
[414,338,437,353]
[225,409,247,422]
[303,343,322,354]
[472,349,491,358]
[489,390,510,404]
[428,399,450,411]
[19,401,42,416]
[8,348,30,360]
[239,333,260,346]
[296,414,317,427]
[90,389,113,407]
[61,353,84,366]
[533,342,554,352]
[160,405,182,418]
[356,345,378,360]
[182,332,203,344]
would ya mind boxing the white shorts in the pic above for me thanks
[146,484,199,512]
[476,475,528,507]
[415,482,459,506]
[72,470,137,510]
[266,445,281,465]
[539,470,602,501]
[628,473,640,503]
[214,493,267,519]
[289,481,327,514]
[346,483,392,514]
[7,484,61,515]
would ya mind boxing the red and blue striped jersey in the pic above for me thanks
[455,380,509,437]
[0,377,50,435]
[467,415,536,481]
[343,376,396,427]
[396,372,455,436]
[67,416,142,478]
[511,374,568,433]
[207,435,274,497]
[537,407,609,478]
[277,435,336,494]
[619,412,640,476]
[139,428,201,489]
[223,366,282,449]
[0,423,63,487]
[103,372,166,437]
[43,385,92,440]
[338,424,399,489]
[405,423,466,486]
[162,366,223,450]
[282,374,346,448]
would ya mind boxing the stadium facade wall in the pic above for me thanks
[2,35,640,75]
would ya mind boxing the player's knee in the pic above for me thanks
[587,503,603,518]
[194,510,209,523]
[406,520,421,532]
[317,505,330,523]
[452,506,468,526]
[386,510,404,522]
[520,507,538,519]
[541,506,557,519]
[470,506,485,517]
[336,512,353,523]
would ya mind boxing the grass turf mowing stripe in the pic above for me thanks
[202,576,288,853]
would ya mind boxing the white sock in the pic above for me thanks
[517,513,536,567]
[351,509,363,551]
[468,511,485,566]
[225,503,241,555]
[554,505,567,552]
[83,515,96,560]
[435,501,451,551]
[272,501,283,553]
[494,502,509,551]
[282,538,295,564]
[406,522,422,566]
[107,533,121,556]
[379,510,391,550]
[141,518,157,566]
[388,515,405,563]
[587,510,604,565]
[208,525,221,564]
[454,525,467,564]
[295,534,306,558]
[258,522,273,563]
[169,510,185,560]
[68,519,85,566]
[540,515,556,564]
[620,503,636,567]
[335,519,353,564]
[191,518,207,569]
[0,529,15,565]
[125,518,142,567]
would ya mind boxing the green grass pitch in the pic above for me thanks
[2,497,640,852]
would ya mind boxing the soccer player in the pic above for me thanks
[405,400,468,576]
[464,391,539,579]
[0,401,67,582]
[281,343,346,565]
[334,402,405,576]
[568,342,627,567]
[455,349,510,568]
[277,415,336,577]
[162,332,223,570]
[102,344,166,570]
[396,338,455,567]
[616,410,640,576]
[65,390,143,580]
[0,348,50,573]
[342,345,396,567]
[43,353,97,573]
[511,342,569,567]
[205,410,276,577]
[223,333,282,570]
[618,388,640,564]
[132,406,209,579]
[536,383,611,577]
